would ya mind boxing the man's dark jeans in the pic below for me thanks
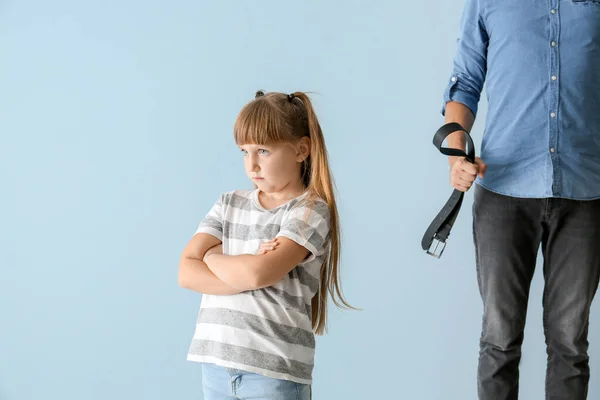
[473,184,600,400]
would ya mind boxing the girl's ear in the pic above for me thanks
[296,137,311,163]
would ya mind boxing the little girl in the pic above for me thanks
[178,90,352,399]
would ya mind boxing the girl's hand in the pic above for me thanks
[256,238,279,255]
[203,244,223,261]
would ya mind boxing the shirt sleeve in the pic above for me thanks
[276,200,331,265]
[441,0,489,118]
[195,194,224,241]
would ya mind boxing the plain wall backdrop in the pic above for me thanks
[1,1,599,399]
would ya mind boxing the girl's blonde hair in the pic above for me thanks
[233,90,354,335]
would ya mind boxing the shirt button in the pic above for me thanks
[551,112,556,118]
[552,75,557,81]
[451,76,457,82]
[550,147,555,153]
[551,9,556,14]
[551,41,557,47]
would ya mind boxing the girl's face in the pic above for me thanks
[239,138,310,194]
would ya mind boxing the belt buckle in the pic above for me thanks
[426,235,446,259]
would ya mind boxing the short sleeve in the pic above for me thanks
[276,200,331,264]
[195,194,224,241]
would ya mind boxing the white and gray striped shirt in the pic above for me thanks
[187,189,331,384]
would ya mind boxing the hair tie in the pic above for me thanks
[287,93,295,102]
[255,90,265,98]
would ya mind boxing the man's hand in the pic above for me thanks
[256,238,280,255]
[450,156,487,192]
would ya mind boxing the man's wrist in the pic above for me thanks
[448,156,462,167]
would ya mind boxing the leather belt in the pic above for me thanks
[421,122,475,258]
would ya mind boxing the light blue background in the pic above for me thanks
[1,1,599,399]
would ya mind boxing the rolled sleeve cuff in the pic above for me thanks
[441,73,480,117]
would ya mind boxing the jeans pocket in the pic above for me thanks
[572,0,600,5]
[295,382,312,400]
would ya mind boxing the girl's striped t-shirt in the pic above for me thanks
[187,189,331,384]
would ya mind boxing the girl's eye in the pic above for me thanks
[258,149,270,155]
[240,149,248,156]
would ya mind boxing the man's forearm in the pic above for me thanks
[444,101,475,165]
[179,257,243,295]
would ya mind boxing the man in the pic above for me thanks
[442,1,600,399]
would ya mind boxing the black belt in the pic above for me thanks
[421,122,475,258]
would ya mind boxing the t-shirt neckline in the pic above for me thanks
[251,189,310,211]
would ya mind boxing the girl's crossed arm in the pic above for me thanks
[178,233,243,295]
[204,237,310,291]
